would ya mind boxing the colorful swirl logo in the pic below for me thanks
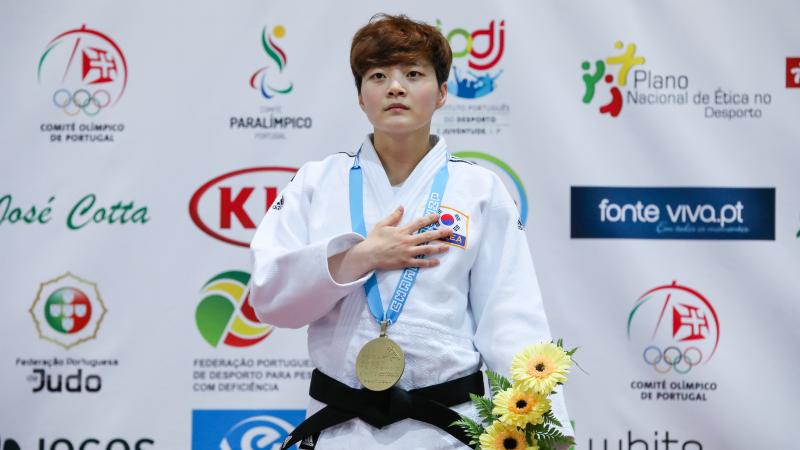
[452,151,528,225]
[627,281,720,374]
[581,41,645,117]
[195,271,272,348]
[37,25,128,116]
[249,25,293,99]
[437,19,505,99]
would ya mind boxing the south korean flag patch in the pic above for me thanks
[437,205,469,249]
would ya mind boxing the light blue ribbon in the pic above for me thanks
[348,150,449,326]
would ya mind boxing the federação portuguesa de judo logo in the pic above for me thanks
[30,272,107,350]
[581,41,645,117]
[437,19,504,99]
[37,25,128,116]
[249,25,293,100]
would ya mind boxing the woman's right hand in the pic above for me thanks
[327,206,453,283]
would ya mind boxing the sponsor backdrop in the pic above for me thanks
[1,0,798,448]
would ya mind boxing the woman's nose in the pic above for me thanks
[387,78,406,97]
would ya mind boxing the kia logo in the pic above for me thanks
[189,167,297,247]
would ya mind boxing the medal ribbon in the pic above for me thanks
[348,150,449,326]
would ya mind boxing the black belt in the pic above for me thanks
[281,369,484,449]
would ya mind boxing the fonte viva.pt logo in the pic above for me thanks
[627,281,719,374]
[38,25,128,116]
[250,25,293,99]
[196,271,272,347]
[581,41,645,117]
[30,272,107,349]
[437,19,504,99]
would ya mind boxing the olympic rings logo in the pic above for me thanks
[642,345,703,374]
[52,89,112,116]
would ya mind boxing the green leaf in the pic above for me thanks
[534,424,571,450]
[451,416,485,447]
[542,410,563,428]
[470,393,497,424]
[485,370,511,396]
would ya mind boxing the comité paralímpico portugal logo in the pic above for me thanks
[196,271,272,348]
[581,41,645,117]
[29,272,107,349]
[437,19,505,99]
[452,151,528,226]
[627,281,720,375]
[37,25,128,116]
[249,25,293,99]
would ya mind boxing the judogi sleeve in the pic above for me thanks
[469,175,575,438]
[249,163,371,328]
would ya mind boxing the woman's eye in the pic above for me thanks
[371,72,385,79]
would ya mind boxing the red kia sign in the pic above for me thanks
[189,167,297,247]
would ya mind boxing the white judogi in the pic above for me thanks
[250,135,573,449]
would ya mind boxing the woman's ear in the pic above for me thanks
[436,82,448,109]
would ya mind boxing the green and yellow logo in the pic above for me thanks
[195,271,273,347]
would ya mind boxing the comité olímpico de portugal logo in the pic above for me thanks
[30,272,107,349]
[452,151,528,229]
[190,166,297,248]
[627,281,720,402]
[196,271,272,348]
[433,19,509,137]
[230,23,312,140]
[38,25,127,143]
[787,57,800,88]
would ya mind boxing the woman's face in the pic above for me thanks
[358,61,447,137]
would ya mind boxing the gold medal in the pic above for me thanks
[356,322,405,391]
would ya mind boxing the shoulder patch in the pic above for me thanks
[437,205,469,249]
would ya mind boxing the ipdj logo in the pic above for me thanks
[189,167,298,248]
[30,272,107,349]
[787,57,800,88]
[437,19,505,99]
[627,281,720,375]
[196,271,272,348]
[250,25,293,99]
[452,151,528,225]
[581,41,646,117]
[37,25,128,116]
[192,410,305,450]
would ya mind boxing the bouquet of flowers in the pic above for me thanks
[453,339,577,450]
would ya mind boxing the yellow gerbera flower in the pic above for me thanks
[492,387,551,427]
[479,422,538,450]
[510,342,571,395]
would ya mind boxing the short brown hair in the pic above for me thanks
[350,14,452,92]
